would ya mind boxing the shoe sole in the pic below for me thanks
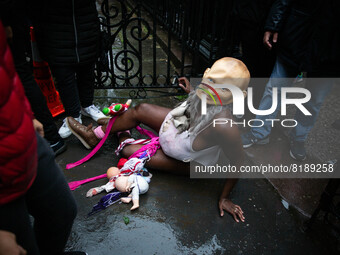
[59,131,72,139]
[289,150,306,161]
[81,109,110,122]
[243,143,254,149]
[243,137,269,148]
[66,119,92,150]
[80,109,91,118]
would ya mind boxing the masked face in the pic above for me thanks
[197,57,250,105]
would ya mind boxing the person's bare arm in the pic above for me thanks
[211,113,245,222]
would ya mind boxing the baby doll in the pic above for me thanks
[107,167,151,210]
[87,160,151,210]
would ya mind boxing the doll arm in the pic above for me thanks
[86,181,115,197]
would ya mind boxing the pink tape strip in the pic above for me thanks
[66,118,158,169]
[68,174,107,190]
[135,126,158,138]
[66,116,117,169]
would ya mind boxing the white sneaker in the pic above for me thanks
[58,116,82,138]
[81,104,109,122]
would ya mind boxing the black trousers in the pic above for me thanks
[51,63,95,118]
[9,20,61,144]
[0,134,77,255]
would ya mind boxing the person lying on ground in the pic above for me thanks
[67,57,249,223]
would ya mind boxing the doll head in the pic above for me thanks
[107,167,120,179]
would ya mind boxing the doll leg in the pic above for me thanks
[136,176,149,195]
[121,195,132,204]
[130,185,140,211]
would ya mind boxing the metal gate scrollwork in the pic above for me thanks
[94,0,181,98]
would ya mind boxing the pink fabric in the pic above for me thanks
[136,126,158,138]
[66,116,117,169]
[66,118,159,169]
[68,174,107,190]
[129,137,160,159]
[93,126,106,139]
[115,138,149,156]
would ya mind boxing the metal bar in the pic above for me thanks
[105,0,115,87]
[192,0,204,76]
[152,0,157,85]
[180,1,188,77]
[137,0,143,87]
[122,1,129,86]
[209,0,218,65]
[166,0,171,84]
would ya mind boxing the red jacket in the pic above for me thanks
[0,21,37,205]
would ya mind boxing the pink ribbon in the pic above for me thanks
[135,126,157,138]
[66,117,159,170]
[66,116,161,191]
[68,174,107,190]
[66,116,117,169]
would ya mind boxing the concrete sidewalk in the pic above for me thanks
[54,88,339,254]
[57,136,329,255]
[243,84,340,218]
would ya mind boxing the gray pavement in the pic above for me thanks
[243,84,340,218]
[54,89,340,254]
[57,135,324,255]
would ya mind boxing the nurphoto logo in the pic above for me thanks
[199,83,312,128]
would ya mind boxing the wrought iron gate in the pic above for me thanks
[94,0,236,98]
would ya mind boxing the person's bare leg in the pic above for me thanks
[66,103,171,148]
[102,103,171,134]
[118,133,189,175]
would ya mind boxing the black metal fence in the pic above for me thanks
[95,0,237,96]
[142,0,237,71]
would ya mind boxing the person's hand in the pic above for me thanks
[0,231,27,255]
[33,119,44,137]
[5,26,13,40]
[178,77,192,94]
[219,198,245,223]
[263,31,278,50]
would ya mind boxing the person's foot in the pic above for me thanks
[63,252,88,255]
[66,117,100,149]
[50,139,67,156]
[241,131,269,148]
[289,140,306,161]
[59,116,82,138]
[332,119,340,130]
[81,104,110,122]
